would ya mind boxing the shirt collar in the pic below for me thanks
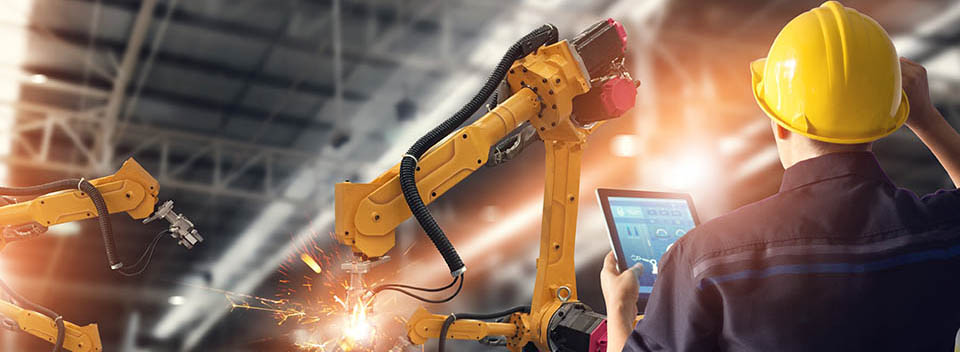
[779,151,891,193]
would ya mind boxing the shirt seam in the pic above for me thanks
[780,172,892,194]
[686,216,960,268]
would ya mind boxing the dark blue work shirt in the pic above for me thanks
[626,151,960,352]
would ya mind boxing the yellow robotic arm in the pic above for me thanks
[0,158,203,352]
[335,19,637,351]
[0,158,158,252]
[0,299,101,352]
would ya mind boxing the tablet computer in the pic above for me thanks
[596,188,700,310]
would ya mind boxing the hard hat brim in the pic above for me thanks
[751,59,911,144]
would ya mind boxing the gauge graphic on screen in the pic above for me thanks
[655,228,669,238]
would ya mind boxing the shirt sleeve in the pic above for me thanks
[920,188,960,203]
[920,188,960,222]
[623,241,723,352]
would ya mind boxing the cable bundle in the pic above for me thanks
[397,24,558,278]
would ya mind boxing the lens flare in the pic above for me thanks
[661,153,712,190]
[340,300,375,350]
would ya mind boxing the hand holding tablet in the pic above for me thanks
[596,188,700,311]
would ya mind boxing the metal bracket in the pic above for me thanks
[341,256,391,306]
[142,200,203,249]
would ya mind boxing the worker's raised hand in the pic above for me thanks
[900,57,960,187]
[600,251,641,351]
[900,57,940,131]
[600,251,641,312]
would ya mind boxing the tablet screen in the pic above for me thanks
[607,196,697,293]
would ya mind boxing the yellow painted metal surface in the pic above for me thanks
[0,299,103,352]
[0,158,158,230]
[529,140,585,350]
[505,40,591,143]
[406,307,519,345]
[334,88,539,258]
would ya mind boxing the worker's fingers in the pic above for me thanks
[630,263,645,280]
[900,57,927,77]
[899,56,938,128]
[603,251,619,274]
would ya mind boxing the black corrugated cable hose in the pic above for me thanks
[77,180,123,270]
[398,24,559,277]
[0,277,65,352]
[438,305,531,352]
[0,179,78,196]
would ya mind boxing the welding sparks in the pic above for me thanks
[301,253,323,274]
[337,297,377,350]
[224,292,308,325]
[210,229,406,351]
[344,318,373,344]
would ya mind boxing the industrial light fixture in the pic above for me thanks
[395,96,417,121]
[661,153,712,190]
[168,296,186,306]
[47,222,81,237]
[28,74,46,84]
[610,134,638,157]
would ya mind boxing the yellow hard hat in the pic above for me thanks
[751,1,909,144]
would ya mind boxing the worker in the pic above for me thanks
[601,1,960,351]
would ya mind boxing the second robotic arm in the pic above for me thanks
[0,158,202,253]
[0,158,203,352]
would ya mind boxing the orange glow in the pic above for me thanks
[660,153,712,190]
[267,233,402,350]
[611,134,640,157]
[299,253,322,274]
[340,301,375,349]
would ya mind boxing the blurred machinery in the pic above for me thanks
[0,158,202,352]
[335,19,637,351]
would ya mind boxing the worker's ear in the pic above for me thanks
[775,123,791,140]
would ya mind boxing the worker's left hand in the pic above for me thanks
[900,57,940,131]
[600,251,641,329]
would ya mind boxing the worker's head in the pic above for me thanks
[769,120,872,168]
[751,1,909,169]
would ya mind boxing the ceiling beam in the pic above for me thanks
[913,30,960,62]
[66,0,453,71]
[217,2,306,132]
[2,107,317,206]
[99,0,156,171]
[37,25,371,102]
[22,65,336,139]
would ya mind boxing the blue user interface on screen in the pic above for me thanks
[609,197,695,293]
